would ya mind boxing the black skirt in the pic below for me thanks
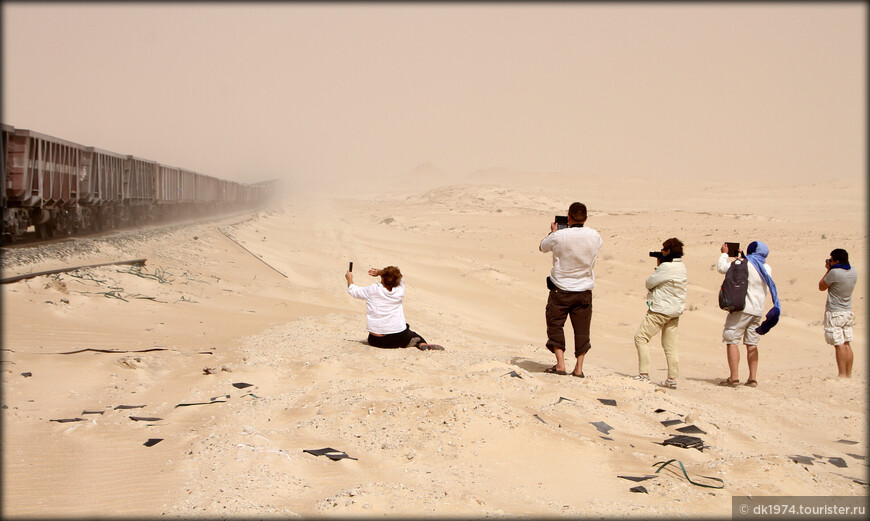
[367,324,426,349]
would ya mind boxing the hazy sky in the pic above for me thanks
[2,2,866,190]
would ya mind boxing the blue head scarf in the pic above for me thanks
[746,241,781,335]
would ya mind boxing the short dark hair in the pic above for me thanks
[568,202,587,222]
[381,266,403,290]
[830,248,849,264]
[662,237,684,256]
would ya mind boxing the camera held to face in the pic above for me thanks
[649,251,664,259]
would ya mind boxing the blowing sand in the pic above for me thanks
[1,173,866,517]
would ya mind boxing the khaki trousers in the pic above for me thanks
[634,310,680,379]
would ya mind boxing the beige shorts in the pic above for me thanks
[722,311,762,346]
[824,310,854,345]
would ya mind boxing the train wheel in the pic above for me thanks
[57,215,71,236]
[36,223,52,239]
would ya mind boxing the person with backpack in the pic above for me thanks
[818,248,858,377]
[631,238,687,389]
[716,241,781,387]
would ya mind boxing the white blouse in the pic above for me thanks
[347,278,407,334]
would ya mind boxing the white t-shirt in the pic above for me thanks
[347,278,407,334]
[540,226,603,292]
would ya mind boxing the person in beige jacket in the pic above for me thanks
[632,238,688,389]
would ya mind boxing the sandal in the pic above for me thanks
[718,377,740,387]
[544,366,568,375]
[744,379,757,387]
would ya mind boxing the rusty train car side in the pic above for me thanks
[1,124,270,242]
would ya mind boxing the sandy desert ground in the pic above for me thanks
[1,171,866,518]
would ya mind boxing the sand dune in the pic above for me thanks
[1,175,865,517]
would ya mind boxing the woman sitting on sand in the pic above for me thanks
[345,265,442,350]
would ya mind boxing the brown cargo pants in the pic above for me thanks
[545,288,593,358]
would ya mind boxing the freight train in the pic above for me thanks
[1,124,271,243]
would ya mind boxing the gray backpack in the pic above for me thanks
[718,259,749,311]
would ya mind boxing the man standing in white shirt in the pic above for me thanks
[539,202,603,377]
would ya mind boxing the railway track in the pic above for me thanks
[2,229,99,249]
[1,207,263,251]
[3,223,175,249]
[0,208,269,277]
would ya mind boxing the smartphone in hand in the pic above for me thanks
[555,215,568,230]
[348,261,353,272]
[725,242,740,257]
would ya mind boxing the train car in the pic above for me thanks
[1,124,13,236]
[249,179,278,205]
[223,178,239,205]
[194,172,220,206]
[79,146,125,231]
[155,163,180,204]
[2,126,85,239]
[123,155,157,225]
[216,178,229,204]
[179,168,197,204]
